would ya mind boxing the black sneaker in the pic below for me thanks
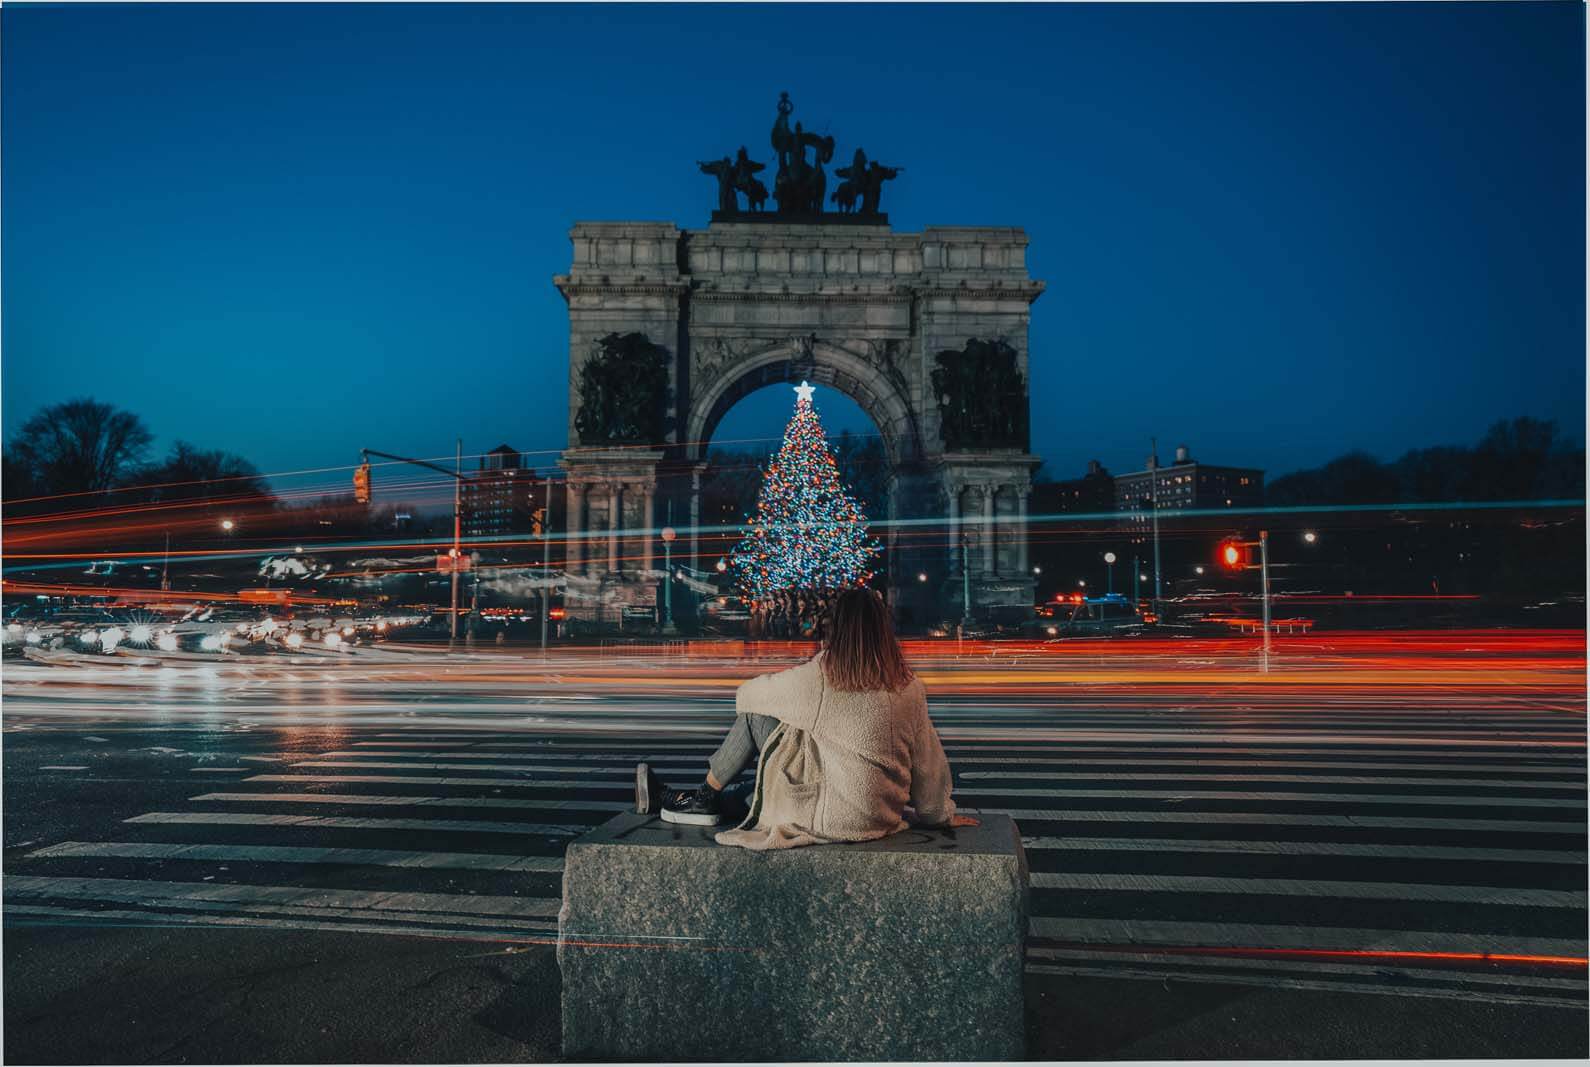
[661,785,722,826]
[635,763,670,815]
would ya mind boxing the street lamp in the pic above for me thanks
[1303,531,1318,544]
[716,558,728,573]
[220,519,234,532]
[1032,566,1042,575]
[660,527,677,633]
[917,572,928,583]
[1104,552,1116,595]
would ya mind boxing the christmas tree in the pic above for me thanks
[730,381,880,598]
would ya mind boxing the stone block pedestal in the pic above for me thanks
[558,812,1028,1062]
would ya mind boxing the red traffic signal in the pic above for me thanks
[1218,539,1248,571]
[353,463,371,505]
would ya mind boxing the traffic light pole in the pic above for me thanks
[540,511,551,654]
[359,444,468,649]
[1259,529,1272,670]
[451,440,462,648]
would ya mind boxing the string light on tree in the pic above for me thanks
[730,381,880,598]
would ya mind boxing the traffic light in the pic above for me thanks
[353,463,371,504]
[531,508,546,536]
[1218,538,1248,571]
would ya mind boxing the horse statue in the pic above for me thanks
[770,93,834,215]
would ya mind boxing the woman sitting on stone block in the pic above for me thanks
[635,587,976,849]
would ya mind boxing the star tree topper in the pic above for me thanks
[794,380,816,404]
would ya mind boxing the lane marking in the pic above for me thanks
[124,812,586,836]
[22,840,563,872]
[1022,836,1587,865]
[1028,872,1585,908]
[39,766,88,771]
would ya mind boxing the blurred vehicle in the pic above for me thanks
[1022,593,1149,638]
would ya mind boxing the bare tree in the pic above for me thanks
[4,398,153,500]
[139,441,274,511]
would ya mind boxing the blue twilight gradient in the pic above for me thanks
[3,2,1583,494]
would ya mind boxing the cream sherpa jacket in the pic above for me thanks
[714,653,957,851]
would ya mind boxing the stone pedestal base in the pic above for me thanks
[558,812,1029,1062]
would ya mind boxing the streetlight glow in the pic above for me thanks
[220,519,235,532]
[1304,531,1318,543]
[157,633,179,651]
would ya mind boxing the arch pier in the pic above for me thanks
[555,219,1044,629]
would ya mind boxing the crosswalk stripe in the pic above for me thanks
[1028,872,1585,907]
[959,787,1577,808]
[1022,836,1587,865]
[124,812,586,836]
[4,904,558,943]
[970,807,1584,834]
[23,840,563,872]
[1026,946,1590,990]
[1021,961,1583,1010]
[190,791,631,813]
[332,749,1585,776]
[960,770,1582,790]
[3,875,561,919]
[246,773,694,790]
[1028,916,1586,957]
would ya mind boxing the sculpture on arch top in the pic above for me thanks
[700,92,898,219]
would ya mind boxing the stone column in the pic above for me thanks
[981,484,996,575]
[567,483,586,575]
[641,485,656,573]
[689,466,704,572]
[946,484,962,576]
[1015,487,1030,575]
[607,483,623,575]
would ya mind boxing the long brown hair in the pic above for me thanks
[821,588,913,692]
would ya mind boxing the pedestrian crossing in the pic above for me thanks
[5,708,1585,1009]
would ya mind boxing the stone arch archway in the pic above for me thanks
[555,220,1044,629]
[684,339,922,468]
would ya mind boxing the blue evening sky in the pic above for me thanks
[3,1,1583,499]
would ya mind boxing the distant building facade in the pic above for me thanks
[1116,445,1263,535]
[462,445,541,544]
[1034,459,1116,515]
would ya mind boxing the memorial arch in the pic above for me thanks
[554,96,1044,629]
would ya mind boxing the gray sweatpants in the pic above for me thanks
[707,712,781,787]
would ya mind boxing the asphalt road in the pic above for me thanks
[3,633,1586,1062]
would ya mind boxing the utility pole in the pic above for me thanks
[1149,437,1163,609]
[161,531,171,592]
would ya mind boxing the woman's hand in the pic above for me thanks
[947,814,979,828]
